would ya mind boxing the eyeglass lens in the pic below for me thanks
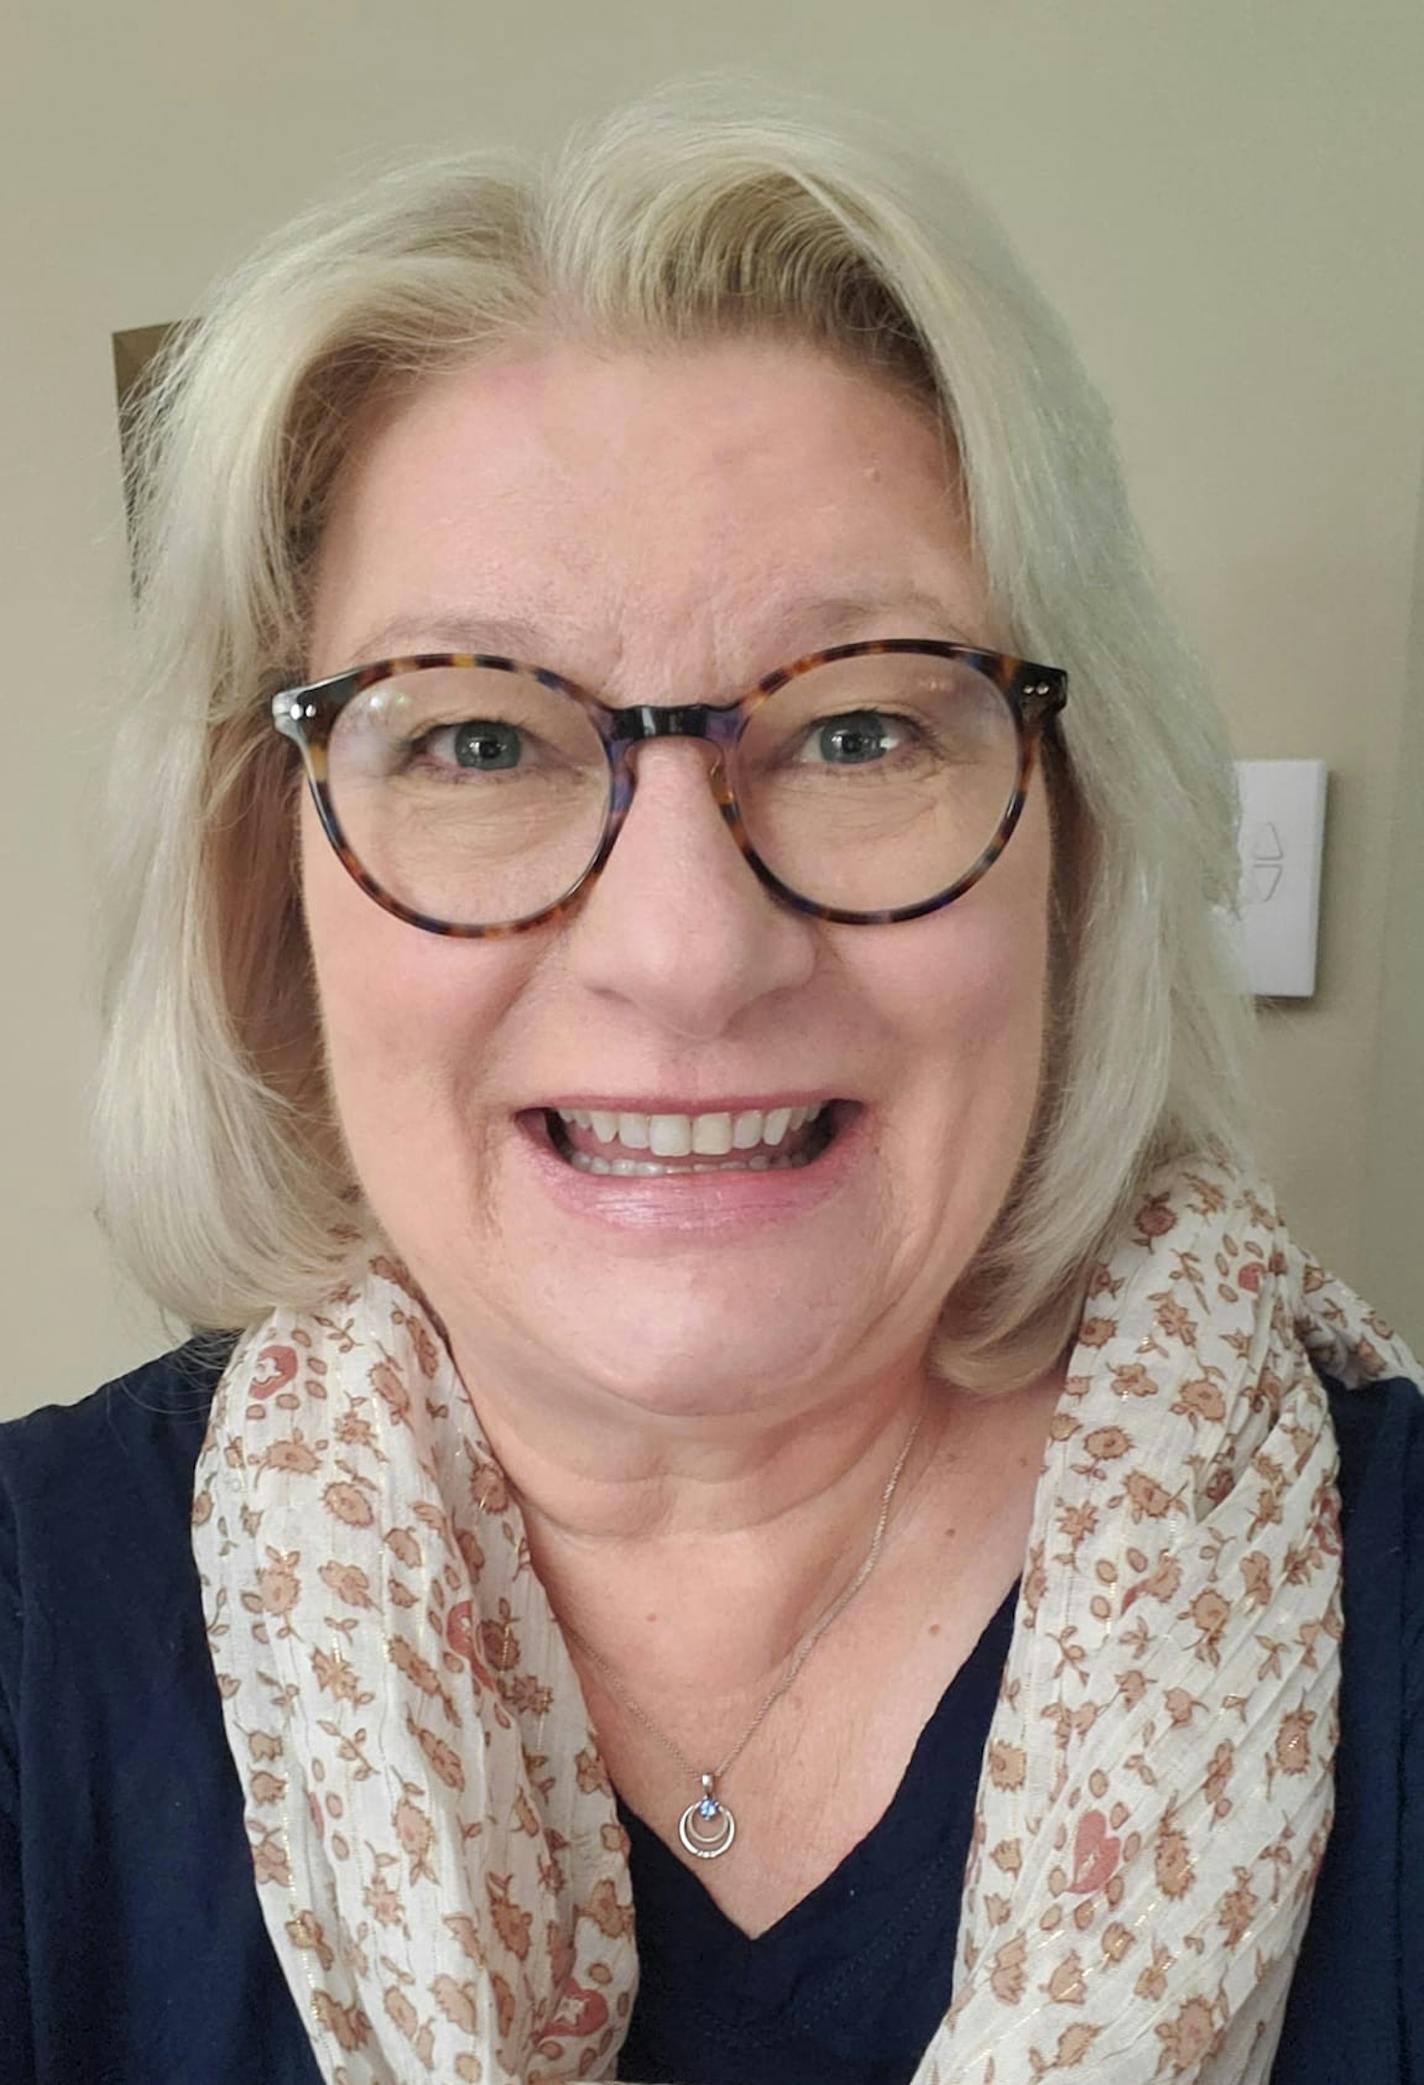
[323,652,1023,928]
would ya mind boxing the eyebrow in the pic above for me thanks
[337,590,982,683]
[339,611,566,667]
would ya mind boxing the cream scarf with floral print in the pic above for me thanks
[192,1155,1417,2084]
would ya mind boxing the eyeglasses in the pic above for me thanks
[272,639,1067,936]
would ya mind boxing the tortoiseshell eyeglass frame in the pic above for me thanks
[271,637,1068,937]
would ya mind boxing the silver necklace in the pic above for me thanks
[561,1406,925,1862]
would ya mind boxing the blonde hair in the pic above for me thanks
[96,84,1254,1388]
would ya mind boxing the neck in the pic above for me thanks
[447,1330,947,1680]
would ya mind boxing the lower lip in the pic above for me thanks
[513,1105,868,1236]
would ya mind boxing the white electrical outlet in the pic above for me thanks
[1228,760,1328,998]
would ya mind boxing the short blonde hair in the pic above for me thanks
[97,85,1253,1389]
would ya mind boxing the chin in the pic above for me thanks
[540,1321,826,1422]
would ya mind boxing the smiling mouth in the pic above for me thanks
[538,1101,853,1176]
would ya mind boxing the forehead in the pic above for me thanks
[308,338,992,685]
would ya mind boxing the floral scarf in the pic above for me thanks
[192,1154,1417,2083]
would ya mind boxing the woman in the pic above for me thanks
[1,91,1419,2085]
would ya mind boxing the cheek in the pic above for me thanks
[891,842,1052,1270]
[926,910,1045,1050]
[908,918,1047,1166]
[873,810,1052,1091]
[849,818,1053,1275]
[299,804,524,1160]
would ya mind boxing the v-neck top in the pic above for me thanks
[0,1341,1420,2084]
[616,1580,1019,2085]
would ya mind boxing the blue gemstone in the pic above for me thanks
[699,1798,720,1817]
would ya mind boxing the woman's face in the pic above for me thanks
[303,340,1053,1420]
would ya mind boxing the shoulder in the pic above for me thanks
[0,1335,237,1808]
[0,1335,235,1633]
[1324,1365,1424,1479]
[1325,1369,1423,1677]
[1322,1366,1424,1886]
[0,1338,323,2085]
[1275,1369,1424,2074]
[0,1333,233,1477]
[1324,1367,1424,1564]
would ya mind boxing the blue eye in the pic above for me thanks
[451,720,522,770]
[814,712,903,764]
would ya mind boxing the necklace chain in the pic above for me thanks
[560,1404,925,1817]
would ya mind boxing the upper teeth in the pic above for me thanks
[554,1103,825,1157]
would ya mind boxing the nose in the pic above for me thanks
[563,738,817,1038]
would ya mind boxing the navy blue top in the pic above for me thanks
[1,1341,1420,2084]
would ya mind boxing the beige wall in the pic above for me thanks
[1363,449,1424,1344]
[3,0,1420,1418]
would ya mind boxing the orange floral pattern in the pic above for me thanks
[193,1268,638,2083]
[192,1156,1418,2084]
[920,1159,1416,2084]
